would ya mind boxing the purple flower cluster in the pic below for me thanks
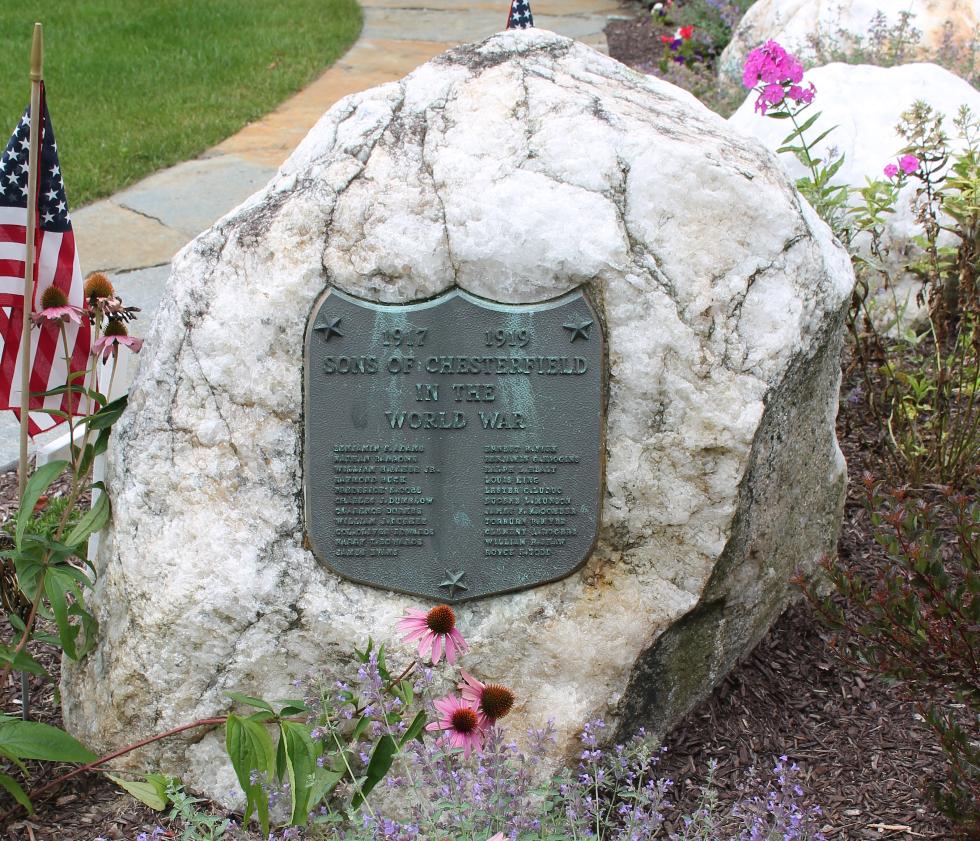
[742,41,816,115]
[728,756,826,841]
[559,720,672,840]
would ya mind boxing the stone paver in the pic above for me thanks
[6,0,620,467]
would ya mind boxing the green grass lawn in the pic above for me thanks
[0,1,362,207]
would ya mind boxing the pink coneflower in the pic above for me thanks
[459,670,515,726]
[396,604,467,665]
[425,694,484,758]
[91,319,143,363]
[31,286,84,326]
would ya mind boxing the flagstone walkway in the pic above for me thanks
[1,0,625,466]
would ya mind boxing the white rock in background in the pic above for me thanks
[719,0,980,85]
[730,62,980,328]
[61,30,853,804]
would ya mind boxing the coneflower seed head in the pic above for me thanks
[40,286,68,310]
[104,320,129,338]
[480,684,515,721]
[450,707,478,734]
[83,272,114,301]
[426,604,455,635]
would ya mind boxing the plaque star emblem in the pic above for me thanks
[562,319,594,342]
[313,316,343,341]
[439,569,468,599]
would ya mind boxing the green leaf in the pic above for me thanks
[16,460,69,547]
[309,767,344,808]
[351,735,396,810]
[796,110,821,133]
[0,720,97,763]
[92,427,112,458]
[399,711,426,748]
[32,384,104,403]
[64,491,110,549]
[0,646,45,676]
[86,394,128,431]
[34,409,69,421]
[225,714,275,835]
[809,126,838,148]
[0,772,32,813]
[44,570,78,660]
[276,703,309,718]
[351,715,371,742]
[280,721,317,824]
[226,691,276,714]
[106,773,171,810]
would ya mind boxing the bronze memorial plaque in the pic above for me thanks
[304,287,604,602]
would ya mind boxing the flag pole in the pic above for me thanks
[18,23,43,501]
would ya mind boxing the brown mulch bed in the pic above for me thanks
[605,6,670,73]
[652,360,961,840]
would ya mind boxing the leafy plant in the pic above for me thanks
[848,104,980,485]
[0,273,143,815]
[743,41,849,238]
[808,10,923,69]
[166,782,233,841]
[341,719,824,841]
[0,272,140,683]
[671,0,753,57]
[0,714,97,813]
[799,474,979,831]
[225,641,425,835]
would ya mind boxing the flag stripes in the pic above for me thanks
[0,88,91,437]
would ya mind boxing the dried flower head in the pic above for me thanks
[83,272,115,303]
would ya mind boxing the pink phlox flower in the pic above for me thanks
[742,40,804,88]
[883,163,899,179]
[396,605,468,665]
[487,835,507,841]
[91,333,143,363]
[754,83,787,115]
[787,82,816,104]
[425,693,484,758]
[899,154,920,174]
[32,303,85,326]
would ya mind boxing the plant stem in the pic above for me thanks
[0,716,228,820]
[0,574,47,689]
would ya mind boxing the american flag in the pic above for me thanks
[0,85,90,437]
[506,0,534,29]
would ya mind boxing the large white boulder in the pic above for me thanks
[61,30,853,804]
[730,62,980,328]
[720,0,980,86]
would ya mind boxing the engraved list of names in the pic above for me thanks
[304,288,604,602]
